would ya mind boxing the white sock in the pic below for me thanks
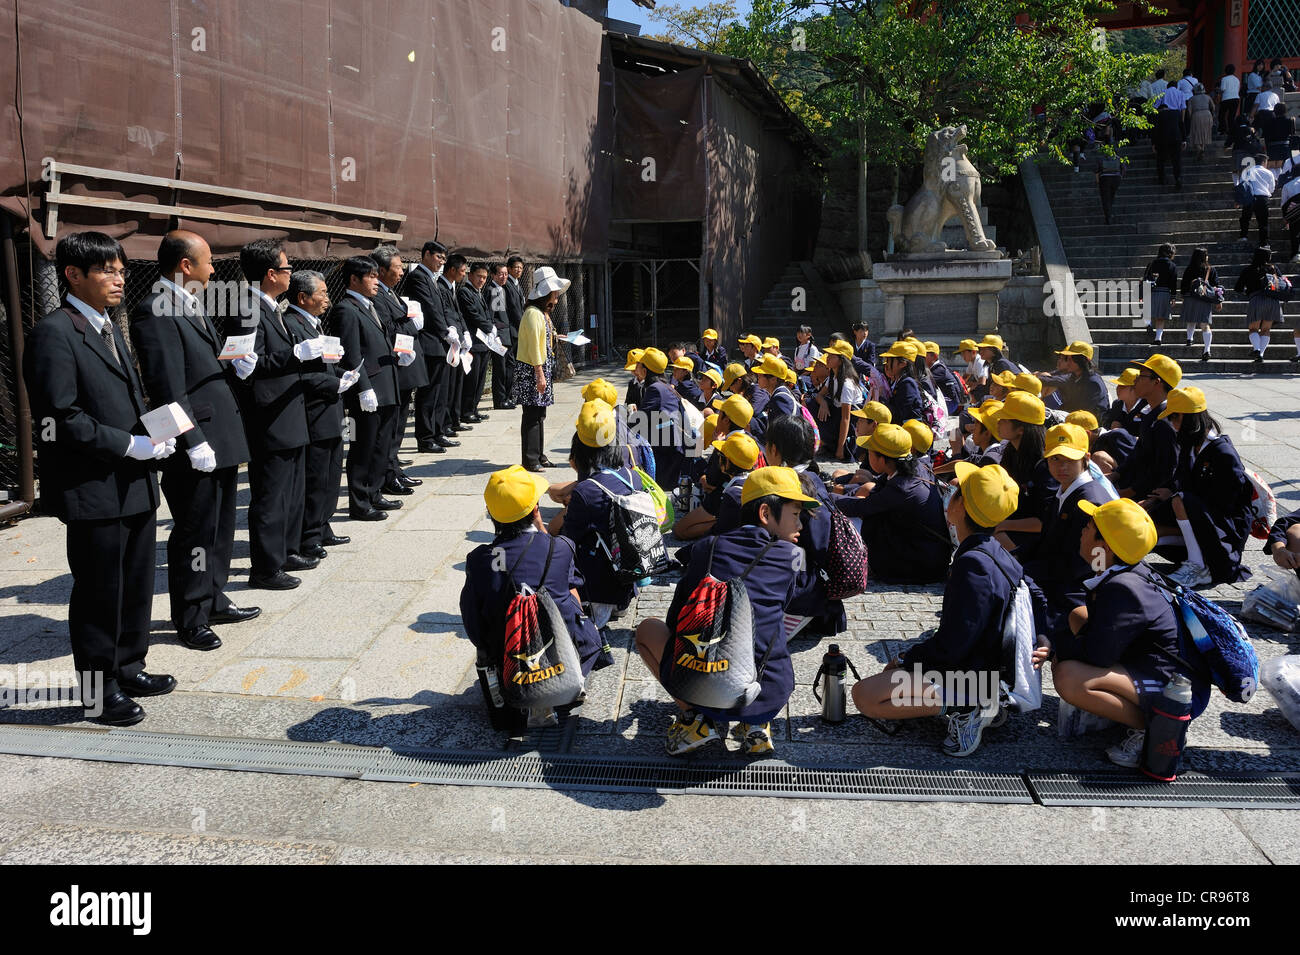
[1294,336,1300,356]
[1185,324,1195,344]
[1249,331,1261,351]
[1260,329,1272,350]
[1176,517,1206,567]
[1153,326,1163,342]
[1203,328,1213,350]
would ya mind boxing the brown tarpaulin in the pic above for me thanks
[0,0,610,260]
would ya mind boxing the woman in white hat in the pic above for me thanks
[515,266,570,472]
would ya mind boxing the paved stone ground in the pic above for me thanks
[0,365,1297,863]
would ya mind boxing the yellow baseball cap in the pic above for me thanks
[712,431,761,470]
[1010,372,1043,397]
[996,391,1046,426]
[1110,368,1139,387]
[856,422,913,458]
[1158,385,1208,419]
[701,412,720,446]
[699,367,723,388]
[783,366,798,387]
[851,401,892,424]
[955,338,978,355]
[624,348,645,371]
[701,328,719,340]
[740,465,820,507]
[484,465,549,523]
[738,333,763,348]
[952,462,1020,528]
[753,354,789,379]
[1065,410,1099,431]
[722,362,749,390]
[824,340,855,359]
[575,400,617,448]
[762,336,781,350]
[967,400,1002,433]
[1128,353,1182,389]
[976,334,1005,351]
[880,341,918,362]
[1078,497,1157,566]
[1056,340,1095,360]
[671,356,695,372]
[719,394,753,428]
[640,347,668,374]
[902,419,934,454]
[1043,423,1090,460]
[923,341,940,356]
[990,369,1018,389]
[581,378,618,407]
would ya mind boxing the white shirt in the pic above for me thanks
[415,262,438,282]
[1242,162,1276,197]
[1177,76,1196,96]
[66,293,109,334]
[289,304,322,331]
[346,289,376,311]
[1082,564,1129,592]
[834,378,863,407]
[1220,74,1240,100]
[1148,78,1168,98]
[1255,89,1280,113]
[1247,72,1263,92]
[158,276,200,314]
[1160,86,1189,111]
[1055,471,1095,509]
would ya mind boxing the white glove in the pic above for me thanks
[231,353,258,379]
[126,435,159,461]
[397,350,416,367]
[445,327,458,345]
[358,389,378,413]
[461,351,473,374]
[155,438,178,460]
[461,329,472,350]
[337,369,360,394]
[293,338,325,361]
[187,441,218,473]
[405,301,425,331]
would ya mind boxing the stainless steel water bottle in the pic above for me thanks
[813,644,854,724]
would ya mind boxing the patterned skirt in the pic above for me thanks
[514,357,554,407]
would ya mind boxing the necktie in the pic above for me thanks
[100,321,122,369]
[367,300,382,329]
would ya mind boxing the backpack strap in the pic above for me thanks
[737,538,778,582]
[503,533,554,593]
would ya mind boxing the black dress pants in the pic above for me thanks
[159,462,237,630]
[415,356,449,443]
[302,437,344,547]
[66,510,157,701]
[347,404,396,512]
[248,446,306,576]
[462,352,488,418]
[521,403,547,469]
[491,352,515,407]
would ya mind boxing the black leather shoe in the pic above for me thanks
[119,671,178,696]
[398,458,414,466]
[400,475,422,487]
[322,534,351,546]
[249,570,302,590]
[466,413,489,422]
[452,424,472,432]
[382,480,414,496]
[523,463,545,473]
[348,508,387,521]
[91,692,145,726]
[300,544,328,560]
[209,605,261,625]
[538,456,556,468]
[436,438,460,448]
[283,553,320,571]
[178,626,223,651]
[417,442,446,454]
[373,497,403,511]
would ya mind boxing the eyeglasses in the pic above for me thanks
[89,267,129,280]
[270,266,293,274]
[1136,371,1159,381]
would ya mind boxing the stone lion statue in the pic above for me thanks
[887,124,997,254]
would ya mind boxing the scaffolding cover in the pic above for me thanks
[0,0,611,260]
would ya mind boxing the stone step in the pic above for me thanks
[1091,329,1288,344]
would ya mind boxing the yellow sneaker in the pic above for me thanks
[737,722,774,756]
[665,710,719,756]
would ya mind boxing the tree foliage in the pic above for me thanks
[643,1,742,50]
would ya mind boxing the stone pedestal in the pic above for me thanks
[871,254,1013,340]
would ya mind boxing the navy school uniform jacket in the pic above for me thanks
[743,384,770,421]
[928,359,963,413]
[1054,372,1110,419]
[1022,475,1113,629]
[1106,397,1148,437]
[641,380,685,487]
[901,534,1037,677]
[751,384,799,442]
[988,355,1018,379]
[1051,562,1211,716]
[559,467,645,611]
[665,524,818,722]
[1091,427,1137,471]
[854,337,878,368]
[1117,401,1177,499]
[887,375,926,425]
[1007,456,1059,524]
[1170,434,1252,583]
[833,472,952,584]
[673,375,705,410]
[700,344,728,368]
[1267,506,1300,554]
[460,529,604,676]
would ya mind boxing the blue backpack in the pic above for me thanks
[1152,576,1260,704]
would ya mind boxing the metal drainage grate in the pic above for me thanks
[0,724,1031,803]
[1027,771,1300,809]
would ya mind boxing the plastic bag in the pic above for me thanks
[1240,570,1300,632]
[1260,656,1300,733]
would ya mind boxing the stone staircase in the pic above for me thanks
[745,260,846,346]
[1038,130,1299,375]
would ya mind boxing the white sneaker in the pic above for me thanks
[942,706,994,757]
[1106,728,1146,768]
[1170,561,1212,589]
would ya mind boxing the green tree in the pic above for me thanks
[644,1,741,51]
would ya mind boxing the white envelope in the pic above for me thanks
[401,297,422,320]
[141,402,195,443]
[321,335,343,363]
[475,328,509,357]
[393,333,415,354]
[218,333,256,360]
[562,330,591,347]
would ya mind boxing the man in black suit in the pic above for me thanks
[329,256,404,521]
[505,255,527,342]
[407,241,457,454]
[371,246,425,494]
[239,239,319,589]
[130,230,259,652]
[441,253,474,433]
[458,261,494,424]
[486,261,516,410]
[283,270,357,557]
[24,232,178,725]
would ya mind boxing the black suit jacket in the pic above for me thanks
[376,282,428,389]
[283,306,346,441]
[243,294,310,453]
[24,304,160,521]
[505,278,525,341]
[485,281,512,347]
[438,274,466,339]
[458,281,493,354]
[402,265,447,359]
[328,293,399,410]
[130,286,251,467]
